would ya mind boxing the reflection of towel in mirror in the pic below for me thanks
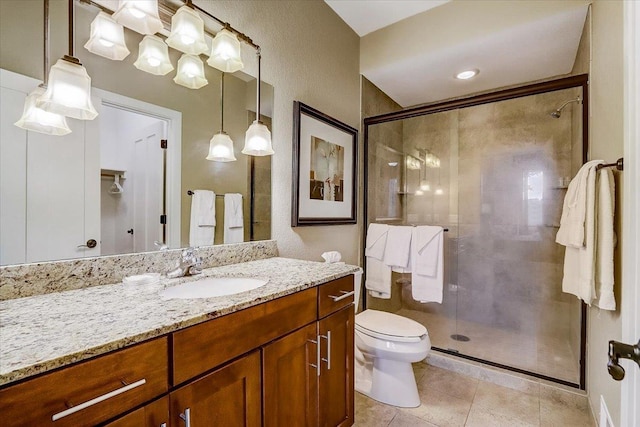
[365,223,391,299]
[189,190,215,246]
[224,193,244,244]
[411,226,444,303]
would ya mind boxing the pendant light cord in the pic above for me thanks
[43,0,49,85]
[68,0,74,57]
[220,72,225,132]
[256,49,261,121]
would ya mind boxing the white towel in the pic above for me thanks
[560,162,601,304]
[411,226,444,303]
[189,190,215,246]
[384,226,412,273]
[556,160,603,248]
[594,169,616,310]
[224,193,244,244]
[365,223,391,299]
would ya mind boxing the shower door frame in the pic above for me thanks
[362,74,589,390]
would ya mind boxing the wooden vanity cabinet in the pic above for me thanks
[103,396,169,427]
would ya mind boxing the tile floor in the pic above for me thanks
[355,363,595,427]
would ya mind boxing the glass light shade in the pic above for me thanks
[207,29,244,73]
[173,54,208,89]
[242,121,274,156]
[36,59,98,120]
[84,12,130,61]
[112,0,163,35]
[14,86,71,135]
[206,132,237,162]
[419,180,431,191]
[134,35,174,75]
[435,186,444,196]
[166,6,208,55]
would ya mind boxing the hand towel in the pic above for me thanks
[411,226,444,303]
[365,223,389,260]
[556,160,603,248]
[560,161,601,304]
[224,193,244,244]
[384,226,413,273]
[189,190,215,247]
[594,168,616,310]
[365,223,391,298]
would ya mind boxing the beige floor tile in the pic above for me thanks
[404,387,473,427]
[355,392,398,427]
[539,384,588,411]
[389,411,438,427]
[472,381,540,425]
[539,394,593,427]
[418,365,479,402]
[413,361,429,382]
[465,404,538,427]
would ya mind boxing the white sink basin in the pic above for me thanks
[160,277,268,299]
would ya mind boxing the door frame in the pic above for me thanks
[621,1,639,425]
[90,89,182,251]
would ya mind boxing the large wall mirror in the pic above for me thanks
[0,0,272,266]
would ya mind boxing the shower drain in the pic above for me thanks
[450,334,471,342]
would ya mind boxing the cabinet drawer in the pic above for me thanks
[318,275,354,319]
[172,288,317,385]
[0,337,168,427]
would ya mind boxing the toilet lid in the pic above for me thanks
[355,310,427,339]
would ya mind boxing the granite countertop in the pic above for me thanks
[0,257,360,386]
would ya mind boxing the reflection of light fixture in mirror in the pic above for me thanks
[207,27,244,73]
[37,0,98,120]
[242,49,274,156]
[406,156,420,170]
[166,3,208,55]
[15,0,71,135]
[435,186,444,195]
[174,54,208,89]
[420,180,431,191]
[207,72,236,162]
[415,189,424,196]
[84,12,130,60]
[388,162,398,167]
[113,0,163,35]
[134,35,174,75]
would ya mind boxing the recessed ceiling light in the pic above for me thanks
[455,69,479,80]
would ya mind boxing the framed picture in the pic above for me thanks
[292,101,358,226]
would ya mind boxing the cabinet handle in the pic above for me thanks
[179,408,191,427]
[321,331,332,370]
[160,424,167,427]
[308,336,321,377]
[329,290,354,302]
[51,378,146,421]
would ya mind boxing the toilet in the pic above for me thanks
[354,309,431,408]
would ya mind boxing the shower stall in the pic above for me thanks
[363,75,588,388]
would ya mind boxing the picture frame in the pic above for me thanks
[292,101,358,226]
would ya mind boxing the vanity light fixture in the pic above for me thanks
[455,69,479,80]
[207,27,244,73]
[84,12,130,60]
[206,72,236,162]
[15,0,71,135]
[242,49,274,156]
[134,35,174,75]
[37,0,98,120]
[112,0,163,35]
[166,2,208,55]
[174,54,208,89]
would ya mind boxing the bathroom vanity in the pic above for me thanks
[0,257,357,426]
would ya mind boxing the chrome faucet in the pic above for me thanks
[166,247,202,278]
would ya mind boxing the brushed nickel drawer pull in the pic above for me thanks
[321,331,332,370]
[51,378,146,421]
[329,290,354,302]
[308,336,321,377]
[179,408,191,427]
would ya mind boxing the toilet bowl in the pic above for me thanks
[354,309,430,408]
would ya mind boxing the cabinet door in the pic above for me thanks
[170,351,261,427]
[319,305,354,427]
[263,323,319,427]
[105,396,169,427]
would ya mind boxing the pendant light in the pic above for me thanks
[37,0,97,120]
[134,35,174,75]
[242,50,274,156]
[166,2,208,55]
[207,72,236,162]
[84,12,130,60]
[112,0,163,35]
[174,54,208,89]
[207,26,244,73]
[15,0,71,135]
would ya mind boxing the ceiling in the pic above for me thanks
[327,0,590,108]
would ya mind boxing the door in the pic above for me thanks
[263,323,318,427]
[318,306,354,427]
[104,396,169,427]
[170,350,261,427]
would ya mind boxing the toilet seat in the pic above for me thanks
[355,310,427,343]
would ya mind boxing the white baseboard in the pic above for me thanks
[600,395,615,427]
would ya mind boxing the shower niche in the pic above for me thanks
[363,75,588,388]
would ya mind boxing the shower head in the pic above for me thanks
[550,96,582,119]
